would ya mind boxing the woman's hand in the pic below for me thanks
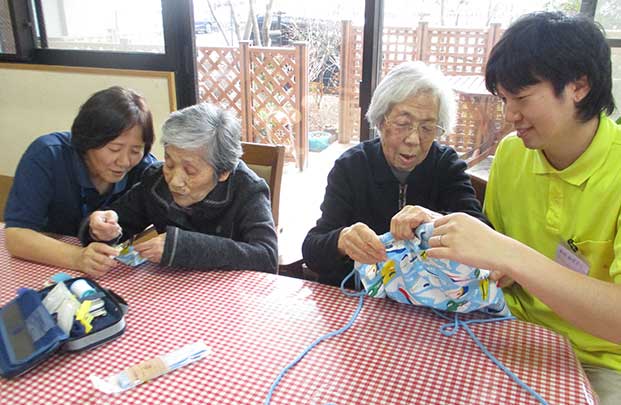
[490,271,515,288]
[134,233,167,264]
[75,242,121,278]
[426,212,515,273]
[89,210,122,241]
[337,222,386,264]
[390,205,443,240]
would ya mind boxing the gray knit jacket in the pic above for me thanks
[80,161,278,273]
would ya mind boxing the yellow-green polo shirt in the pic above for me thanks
[484,114,621,371]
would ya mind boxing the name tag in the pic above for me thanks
[555,242,589,275]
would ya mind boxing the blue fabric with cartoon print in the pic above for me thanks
[114,245,148,267]
[355,223,511,316]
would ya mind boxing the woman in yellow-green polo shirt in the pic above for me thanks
[423,12,621,405]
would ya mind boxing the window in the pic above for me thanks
[0,0,35,59]
[379,0,536,168]
[191,0,366,264]
[610,47,621,122]
[36,0,165,53]
[1,0,197,109]
[0,0,16,54]
[595,0,621,121]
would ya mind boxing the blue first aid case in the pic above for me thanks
[0,277,127,379]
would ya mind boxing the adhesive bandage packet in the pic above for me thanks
[90,340,210,394]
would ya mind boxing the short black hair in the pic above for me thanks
[485,11,615,122]
[71,86,155,155]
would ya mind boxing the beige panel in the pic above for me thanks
[0,63,176,176]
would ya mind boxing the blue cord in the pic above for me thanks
[264,270,365,405]
[265,271,549,405]
[432,310,549,405]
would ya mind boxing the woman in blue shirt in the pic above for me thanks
[4,86,157,277]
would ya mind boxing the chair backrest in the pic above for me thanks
[469,172,488,207]
[0,175,13,222]
[241,142,285,229]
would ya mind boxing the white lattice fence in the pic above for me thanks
[424,27,491,75]
[247,48,299,162]
[382,26,420,73]
[339,21,507,165]
[196,42,309,169]
[196,47,243,115]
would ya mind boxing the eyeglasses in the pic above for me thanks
[383,115,446,139]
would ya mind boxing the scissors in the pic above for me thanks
[118,226,158,253]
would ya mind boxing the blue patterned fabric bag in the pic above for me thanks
[114,245,148,267]
[354,223,510,316]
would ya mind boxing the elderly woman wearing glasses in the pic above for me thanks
[302,61,488,286]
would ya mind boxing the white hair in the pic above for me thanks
[161,103,242,175]
[366,61,456,133]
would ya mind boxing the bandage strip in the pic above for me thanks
[90,341,210,394]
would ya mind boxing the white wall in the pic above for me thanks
[0,64,175,176]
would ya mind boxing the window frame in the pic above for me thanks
[1,0,36,60]
[1,0,617,117]
[0,0,198,109]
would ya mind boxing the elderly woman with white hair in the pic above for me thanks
[302,61,488,285]
[81,103,278,273]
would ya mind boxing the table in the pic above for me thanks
[0,228,597,404]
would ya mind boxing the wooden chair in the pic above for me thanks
[278,259,321,281]
[241,142,285,230]
[469,172,488,206]
[0,175,13,222]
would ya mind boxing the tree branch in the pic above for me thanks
[206,0,230,46]
[262,0,275,46]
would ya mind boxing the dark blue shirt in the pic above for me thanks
[4,131,158,236]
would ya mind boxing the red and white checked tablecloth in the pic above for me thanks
[0,230,596,405]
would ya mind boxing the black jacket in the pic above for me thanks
[81,161,278,273]
[302,138,487,286]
